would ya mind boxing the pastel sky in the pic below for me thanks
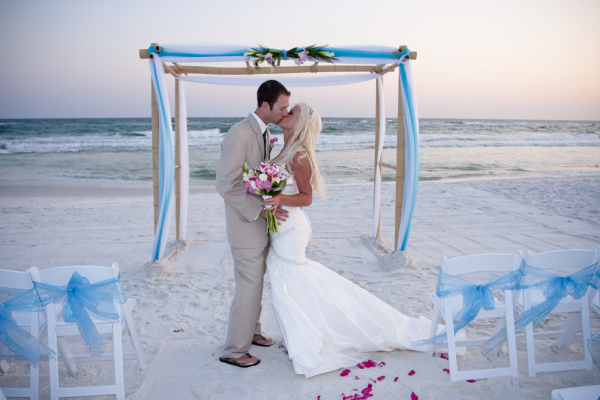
[0,0,599,120]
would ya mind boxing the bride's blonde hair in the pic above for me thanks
[273,101,326,199]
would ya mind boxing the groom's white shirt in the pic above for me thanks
[251,111,267,134]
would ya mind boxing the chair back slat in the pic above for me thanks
[30,264,120,286]
[442,252,522,276]
[524,248,600,270]
[0,269,34,290]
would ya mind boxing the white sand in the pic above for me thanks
[1,177,599,400]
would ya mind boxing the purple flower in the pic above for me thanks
[270,137,278,145]
[299,49,309,63]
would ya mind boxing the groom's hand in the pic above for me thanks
[274,207,289,224]
[259,207,288,224]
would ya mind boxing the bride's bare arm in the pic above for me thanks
[262,151,312,208]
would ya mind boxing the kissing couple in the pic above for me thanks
[215,80,433,378]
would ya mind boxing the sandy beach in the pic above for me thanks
[1,176,599,400]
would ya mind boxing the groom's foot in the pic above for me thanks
[252,334,274,347]
[219,353,260,368]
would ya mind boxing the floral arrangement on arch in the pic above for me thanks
[244,44,338,72]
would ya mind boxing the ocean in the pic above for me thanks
[0,118,599,186]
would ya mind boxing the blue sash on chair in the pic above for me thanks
[412,268,521,348]
[482,260,599,355]
[0,287,54,364]
[33,272,127,349]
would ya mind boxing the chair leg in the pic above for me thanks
[428,298,441,357]
[555,313,580,350]
[30,310,40,400]
[122,301,146,370]
[491,318,506,356]
[113,322,125,400]
[444,303,460,381]
[47,312,60,400]
[57,337,78,377]
[581,297,593,371]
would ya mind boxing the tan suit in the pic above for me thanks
[216,114,270,358]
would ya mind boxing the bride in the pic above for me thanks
[262,102,436,378]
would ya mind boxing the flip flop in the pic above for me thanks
[252,334,274,347]
[219,353,261,368]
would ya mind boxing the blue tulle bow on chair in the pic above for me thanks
[412,267,522,348]
[482,260,599,355]
[0,287,54,364]
[33,272,127,349]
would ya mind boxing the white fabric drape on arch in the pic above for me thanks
[177,80,189,241]
[371,77,386,238]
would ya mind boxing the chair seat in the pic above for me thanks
[429,291,507,318]
[11,310,46,329]
[53,298,136,335]
[517,290,580,313]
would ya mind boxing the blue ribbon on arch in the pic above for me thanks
[481,260,599,356]
[34,272,127,349]
[412,268,522,348]
[148,45,409,61]
[0,287,54,364]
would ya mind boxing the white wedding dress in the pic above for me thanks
[266,173,436,378]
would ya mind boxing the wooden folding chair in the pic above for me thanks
[29,264,145,400]
[426,251,522,381]
[517,247,600,377]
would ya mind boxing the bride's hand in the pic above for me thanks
[262,195,281,209]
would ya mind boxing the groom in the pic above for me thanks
[216,80,291,367]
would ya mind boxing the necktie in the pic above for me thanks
[262,129,267,160]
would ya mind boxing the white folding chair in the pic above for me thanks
[29,264,145,400]
[426,251,522,381]
[0,269,43,400]
[517,247,600,377]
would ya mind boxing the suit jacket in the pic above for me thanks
[216,114,271,248]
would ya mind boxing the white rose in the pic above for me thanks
[250,181,257,190]
[273,177,281,184]
[286,177,293,184]
[259,174,268,182]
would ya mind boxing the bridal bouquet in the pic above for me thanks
[242,160,292,234]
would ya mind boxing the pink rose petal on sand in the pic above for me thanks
[443,368,450,374]
[355,376,360,380]
[440,353,449,360]
[378,361,386,367]
[394,377,398,382]
[408,370,415,376]
[411,392,419,400]
[357,363,364,369]
[369,378,377,383]
[377,376,385,381]
[317,397,320,400]
[340,369,350,377]
[467,379,476,383]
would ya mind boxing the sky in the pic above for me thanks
[0,0,599,120]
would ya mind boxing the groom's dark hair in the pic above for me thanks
[257,80,291,110]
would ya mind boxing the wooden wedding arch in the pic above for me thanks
[139,43,419,260]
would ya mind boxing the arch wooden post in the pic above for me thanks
[373,79,382,237]
[174,80,181,241]
[151,81,159,232]
[395,76,406,251]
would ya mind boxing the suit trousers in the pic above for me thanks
[223,245,268,358]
